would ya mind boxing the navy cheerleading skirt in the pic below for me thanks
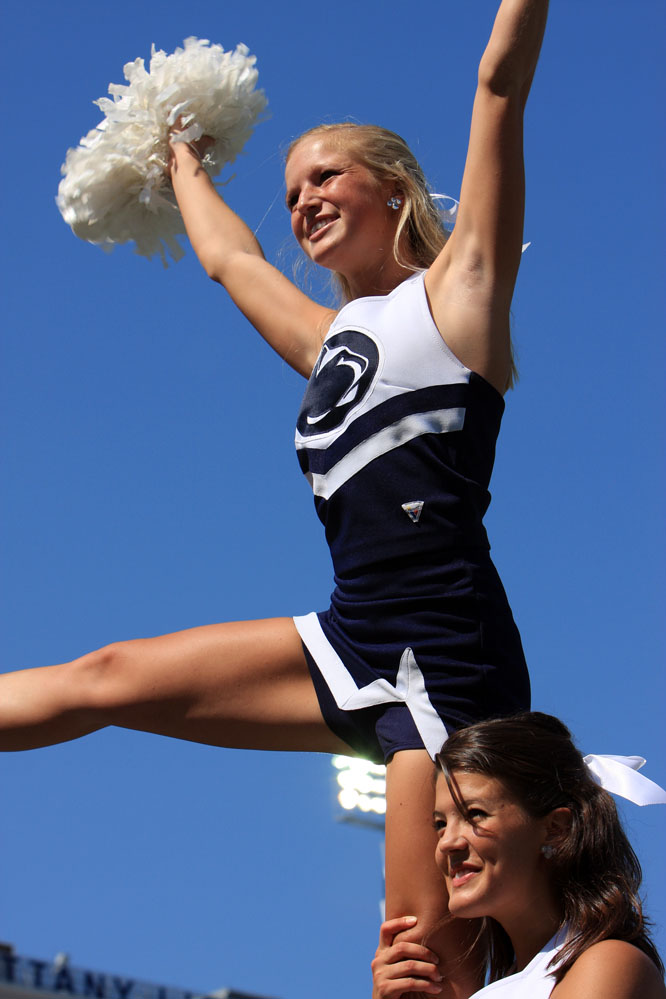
[294,549,530,764]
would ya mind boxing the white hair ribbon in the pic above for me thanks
[431,193,459,231]
[583,754,666,806]
[430,193,530,251]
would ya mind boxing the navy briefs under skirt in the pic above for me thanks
[294,550,530,764]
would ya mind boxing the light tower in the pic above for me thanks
[331,756,386,829]
[330,756,387,916]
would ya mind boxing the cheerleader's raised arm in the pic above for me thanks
[168,136,332,377]
[426,0,549,393]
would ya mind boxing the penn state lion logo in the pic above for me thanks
[297,330,380,437]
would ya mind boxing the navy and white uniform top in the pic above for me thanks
[293,270,528,763]
[468,930,566,998]
[295,270,504,576]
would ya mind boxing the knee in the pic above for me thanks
[70,641,139,712]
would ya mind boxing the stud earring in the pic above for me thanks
[541,844,555,859]
[387,196,403,210]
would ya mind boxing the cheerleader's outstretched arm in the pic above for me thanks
[169,140,332,378]
[425,0,549,393]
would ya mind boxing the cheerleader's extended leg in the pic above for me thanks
[385,749,484,999]
[2,620,482,995]
[0,617,349,754]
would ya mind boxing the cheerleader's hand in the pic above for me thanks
[167,117,214,173]
[371,917,443,998]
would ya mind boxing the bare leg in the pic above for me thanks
[0,618,349,754]
[3,629,480,996]
[385,750,484,999]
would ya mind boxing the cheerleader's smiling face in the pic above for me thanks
[434,770,557,926]
[284,136,399,282]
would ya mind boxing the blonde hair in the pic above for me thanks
[287,122,448,303]
[286,122,517,389]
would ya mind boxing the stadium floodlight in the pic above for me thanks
[331,755,386,829]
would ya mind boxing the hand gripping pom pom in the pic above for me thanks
[56,38,268,265]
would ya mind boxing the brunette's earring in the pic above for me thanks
[541,844,555,859]
[387,196,403,210]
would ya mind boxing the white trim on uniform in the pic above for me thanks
[306,407,465,500]
[294,611,449,759]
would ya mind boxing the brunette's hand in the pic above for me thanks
[371,917,443,998]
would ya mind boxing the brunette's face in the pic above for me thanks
[284,136,398,278]
[434,771,553,924]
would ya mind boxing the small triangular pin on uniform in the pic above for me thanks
[401,500,424,524]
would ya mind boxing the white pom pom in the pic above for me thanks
[57,38,268,265]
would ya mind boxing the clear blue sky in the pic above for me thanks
[2,1,664,997]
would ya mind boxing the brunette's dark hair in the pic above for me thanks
[435,711,663,983]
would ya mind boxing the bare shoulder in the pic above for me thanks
[423,246,513,395]
[552,940,666,999]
